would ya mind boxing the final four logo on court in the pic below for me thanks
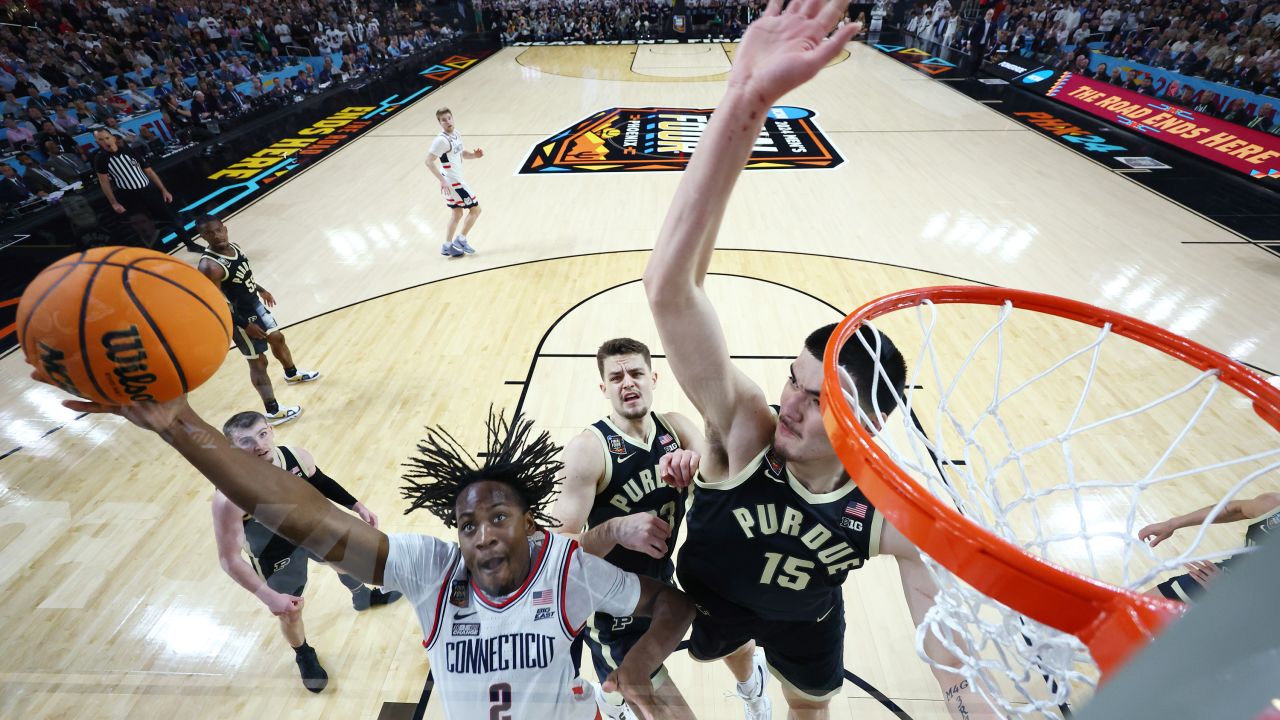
[520,106,842,174]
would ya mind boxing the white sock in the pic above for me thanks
[736,667,762,698]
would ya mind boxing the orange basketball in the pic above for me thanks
[16,246,232,405]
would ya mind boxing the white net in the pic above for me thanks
[839,298,1280,719]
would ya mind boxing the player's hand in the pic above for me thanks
[264,591,304,616]
[353,502,379,528]
[1138,521,1175,547]
[257,288,276,307]
[612,513,671,559]
[658,448,699,488]
[440,180,450,194]
[161,190,173,203]
[111,202,126,213]
[245,322,268,340]
[730,0,860,104]
[603,664,658,720]
[31,367,193,433]
[1184,560,1222,588]
[473,148,484,158]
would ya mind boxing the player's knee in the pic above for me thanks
[267,331,285,346]
[470,205,482,215]
[781,689,830,710]
[249,356,269,370]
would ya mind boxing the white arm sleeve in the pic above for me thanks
[380,533,455,598]
[563,545,642,630]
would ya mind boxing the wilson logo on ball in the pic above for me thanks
[102,326,157,403]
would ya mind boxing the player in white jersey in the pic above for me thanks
[426,106,484,257]
[58,390,698,720]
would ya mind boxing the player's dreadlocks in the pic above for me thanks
[401,407,563,529]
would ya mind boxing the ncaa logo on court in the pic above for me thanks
[520,106,842,174]
[1022,69,1056,84]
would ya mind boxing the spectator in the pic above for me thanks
[1246,103,1276,131]
[1,92,24,117]
[17,153,70,196]
[42,139,91,183]
[0,163,36,205]
[190,90,217,121]
[1221,97,1251,123]
[54,107,84,134]
[1193,90,1220,116]
[65,77,94,102]
[4,117,36,149]
[220,80,250,114]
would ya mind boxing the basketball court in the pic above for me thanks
[0,39,1276,720]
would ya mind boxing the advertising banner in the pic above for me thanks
[1024,71,1280,180]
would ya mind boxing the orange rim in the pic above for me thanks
[821,285,1280,677]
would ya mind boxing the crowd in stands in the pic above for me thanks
[0,0,467,213]
[481,0,767,43]
[905,0,1280,131]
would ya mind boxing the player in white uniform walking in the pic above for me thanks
[426,107,484,257]
[59,391,698,720]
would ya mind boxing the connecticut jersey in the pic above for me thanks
[382,530,640,720]
[201,243,258,309]
[584,413,686,580]
[430,131,466,182]
[679,443,883,623]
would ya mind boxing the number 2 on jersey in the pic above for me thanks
[489,682,512,720]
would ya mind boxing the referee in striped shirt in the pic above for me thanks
[92,129,202,253]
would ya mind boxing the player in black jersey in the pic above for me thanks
[643,3,989,718]
[551,338,705,719]
[1139,491,1280,601]
[211,411,401,692]
[197,215,319,426]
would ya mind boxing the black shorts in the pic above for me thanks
[231,299,279,359]
[1155,560,1229,602]
[583,612,669,687]
[244,518,316,596]
[688,591,845,701]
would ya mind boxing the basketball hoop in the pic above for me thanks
[821,286,1280,716]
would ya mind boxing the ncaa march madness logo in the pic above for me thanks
[519,106,842,174]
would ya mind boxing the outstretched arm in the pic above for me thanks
[66,395,389,584]
[1138,492,1280,547]
[883,522,995,719]
[643,0,857,452]
[605,576,697,720]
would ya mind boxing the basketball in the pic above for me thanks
[16,246,232,405]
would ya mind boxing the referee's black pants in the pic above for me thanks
[116,185,198,250]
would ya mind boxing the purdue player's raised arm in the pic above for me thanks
[643,0,858,453]
[56,393,390,585]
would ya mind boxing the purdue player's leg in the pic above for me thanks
[232,320,301,425]
[686,609,772,719]
[242,298,320,386]
[243,521,328,692]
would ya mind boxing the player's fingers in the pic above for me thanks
[62,399,115,414]
[649,515,672,535]
[817,0,847,28]
[764,0,783,17]
[601,671,618,693]
[797,0,824,20]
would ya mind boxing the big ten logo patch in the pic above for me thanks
[0,501,163,609]
[658,433,678,453]
[521,106,842,174]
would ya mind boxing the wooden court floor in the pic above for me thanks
[0,43,1276,719]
